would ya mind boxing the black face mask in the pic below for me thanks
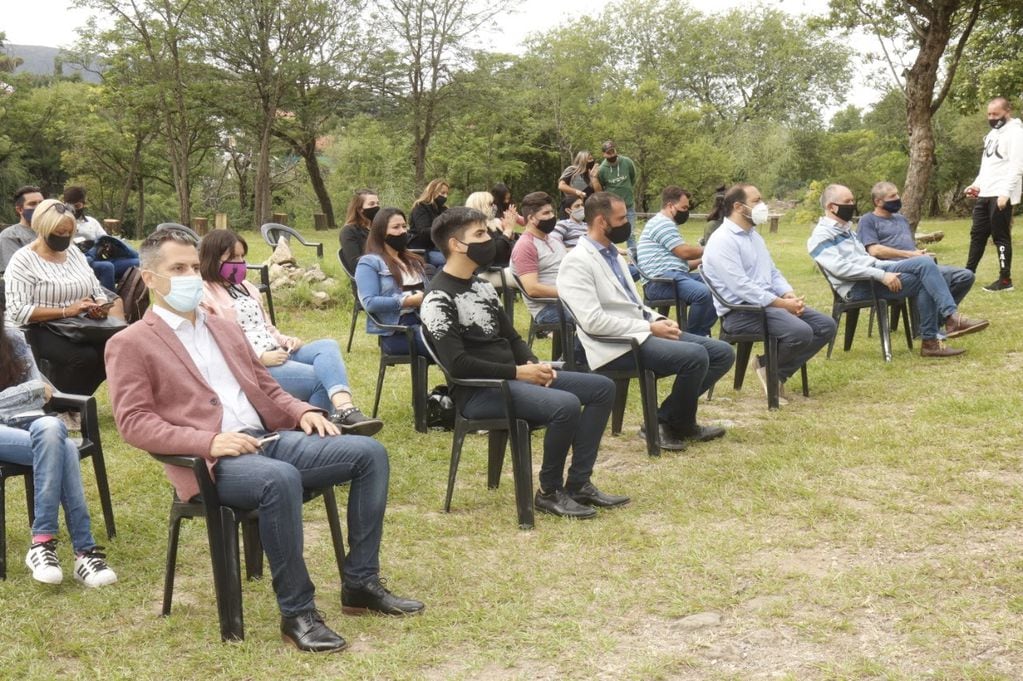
[989,116,1007,130]
[74,207,86,220]
[881,199,902,214]
[606,155,618,164]
[833,203,856,223]
[363,205,380,223]
[673,209,690,225]
[606,220,632,244]
[435,195,447,209]
[537,217,557,234]
[460,237,497,268]
[385,233,408,252]
[46,234,72,252]
[586,160,595,170]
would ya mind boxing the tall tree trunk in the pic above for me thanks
[902,100,937,230]
[137,174,145,237]
[253,120,273,228]
[118,135,143,230]
[301,139,335,227]
[413,135,427,187]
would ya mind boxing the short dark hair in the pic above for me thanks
[660,186,691,207]
[431,206,488,257]
[13,185,41,208]
[62,185,86,205]
[584,191,624,226]
[519,191,553,221]
[723,184,752,218]
[198,228,243,284]
[139,226,199,270]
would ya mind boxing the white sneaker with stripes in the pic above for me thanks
[25,539,63,585]
[74,547,117,588]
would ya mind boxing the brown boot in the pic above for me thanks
[921,339,966,357]
[945,313,989,339]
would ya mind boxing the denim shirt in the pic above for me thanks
[354,253,430,335]
[0,328,48,425]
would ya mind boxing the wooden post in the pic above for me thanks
[271,212,288,225]
[769,215,780,234]
[193,217,209,235]
[103,219,121,236]
[313,213,328,231]
[215,212,228,230]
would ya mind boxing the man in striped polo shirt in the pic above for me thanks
[635,186,716,336]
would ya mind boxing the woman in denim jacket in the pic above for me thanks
[0,314,116,587]
[354,208,431,357]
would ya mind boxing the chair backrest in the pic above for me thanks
[155,223,200,241]
[116,266,151,323]
[245,263,276,325]
[262,223,319,248]
[336,247,356,279]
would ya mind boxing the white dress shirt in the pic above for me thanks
[152,305,264,433]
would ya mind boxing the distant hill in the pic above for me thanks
[4,44,102,83]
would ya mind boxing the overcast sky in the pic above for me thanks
[2,0,881,111]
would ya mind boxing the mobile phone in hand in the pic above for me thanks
[256,433,281,446]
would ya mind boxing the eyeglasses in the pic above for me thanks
[39,202,75,218]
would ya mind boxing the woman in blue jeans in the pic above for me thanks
[354,208,432,357]
[0,314,116,587]
[198,230,382,436]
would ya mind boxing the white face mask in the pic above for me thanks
[749,202,769,226]
[570,208,585,222]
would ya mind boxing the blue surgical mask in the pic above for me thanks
[159,274,204,313]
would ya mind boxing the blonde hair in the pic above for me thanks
[465,191,500,229]
[413,179,449,207]
[31,199,75,238]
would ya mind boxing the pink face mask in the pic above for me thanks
[220,261,247,285]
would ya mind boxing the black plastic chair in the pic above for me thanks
[482,265,516,317]
[261,223,323,260]
[815,263,912,362]
[244,263,277,326]
[337,249,364,353]
[559,298,661,457]
[420,328,542,530]
[155,223,200,241]
[511,272,575,370]
[358,304,430,434]
[152,454,346,642]
[702,275,808,410]
[633,260,689,331]
[0,392,116,580]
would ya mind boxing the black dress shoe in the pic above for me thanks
[342,578,425,616]
[330,407,384,436]
[281,610,347,653]
[566,481,630,508]
[639,423,687,451]
[533,489,598,518]
[676,424,726,442]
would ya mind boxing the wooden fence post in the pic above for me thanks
[193,217,209,235]
[215,212,228,230]
[313,213,329,231]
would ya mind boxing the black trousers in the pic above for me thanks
[965,196,1013,280]
[24,325,108,396]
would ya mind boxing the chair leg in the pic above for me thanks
[411,356,429,434]
[444,421,470,512]
[551,331,562,363]
[90,451,117,539]
[487,430,509,489]
[611,379,630,435]
[734,342,753,391]
[765,337,780,410]
[162,510,185,616]
[843,308,861,352]
[526,320,537,348]
[321,488,346,583]
[876,301,893,362]
[508,419,535,529]
[799,363,809,397]
[219,508,245,641]
[372,358,387,418]
[242,517,263,581]
[900,302,914,350]
[827,307,841,358]
[346,309,360,353]
[24,471,34,526]
[204,505,241,641]
[0,479,7,580]
[638,370,660,457]
[867,305,875,338]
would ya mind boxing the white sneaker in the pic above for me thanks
[25,540,63,585]
[74,547,117,588]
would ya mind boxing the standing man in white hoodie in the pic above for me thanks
[964,97,1023,292]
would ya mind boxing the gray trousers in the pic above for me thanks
[722,306,837,382]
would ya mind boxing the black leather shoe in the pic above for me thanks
[330,407,384,436]
[281,610,347,653]
[677,424,726,442]
[342,578,425,616]
[534,488,598,518]
[566,481,630,508]
[639,423,687,451]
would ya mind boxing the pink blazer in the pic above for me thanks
[105,308,315,500]
[201,280,298,350]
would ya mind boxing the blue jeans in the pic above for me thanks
[848,256,957,340]
[643,271,717,336]
[596,334,735,433]
[212,430,389,616]
[940,264,974,304]
[424,250,446,268]
[380,326,430,357]
[268,339,351,411]
[87,257,141,290]
[533,305,574,326]
[722,307,836,382]
[0,417,96,553]
[460,371,615,492]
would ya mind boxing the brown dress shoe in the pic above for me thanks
[945,313,989,339]
[921,339,966,357]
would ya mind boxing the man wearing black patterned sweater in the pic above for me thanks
[421,206,629,519]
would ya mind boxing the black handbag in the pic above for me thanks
[39,314,128,343]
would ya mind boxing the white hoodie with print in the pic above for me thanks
[972,117,1023,203]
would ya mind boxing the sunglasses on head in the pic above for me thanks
[40,202,75,218]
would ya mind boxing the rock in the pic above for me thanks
[673,611,722,631]
[269,238,296,266]
[302,266,327,283]
[915,230,944,245]
[310,291,330,307]
[700,643,740,662]
[321,277,338,288]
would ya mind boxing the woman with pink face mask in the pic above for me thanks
[198,229,382,436]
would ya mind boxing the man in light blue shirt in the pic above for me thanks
[702,184,836,400]
[636,186,716,336]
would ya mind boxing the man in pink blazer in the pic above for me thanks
[106,229,423,654]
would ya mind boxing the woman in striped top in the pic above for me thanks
[3,199,125,395]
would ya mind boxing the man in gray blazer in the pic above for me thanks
[558,193,735,451]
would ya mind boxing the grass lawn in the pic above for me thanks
[1,219,1021,679]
